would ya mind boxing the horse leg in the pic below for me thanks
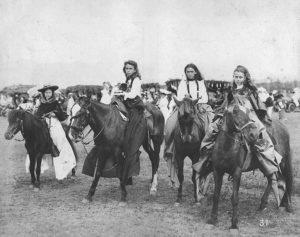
[191,153,201,203]
[28,152,36,187]
[175,154,184,205]
[207,168,224,226]
[34,153,44,190]
[83,156,106,203]
[230,168,242,230]
[144,136,160,196]
[259,178,272,211]
[270,173,281,208]
[71,168,76,177]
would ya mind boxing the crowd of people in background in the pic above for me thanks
[0,81,299,124]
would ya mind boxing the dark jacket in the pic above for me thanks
[35,100,66,121]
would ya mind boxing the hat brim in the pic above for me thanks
[38,85,59,92]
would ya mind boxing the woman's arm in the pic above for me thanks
[125,78,141,99]
[177,80,188,101]
[198,81,208,103]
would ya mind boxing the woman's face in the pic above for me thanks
[44,89,53,100]
[233,71,245,87]
[124,64,136,77]
[185,67,197,80]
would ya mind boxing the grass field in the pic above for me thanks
[1,111,300,237]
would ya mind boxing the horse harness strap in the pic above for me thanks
[15,119,25,141]
[187,80,199,99]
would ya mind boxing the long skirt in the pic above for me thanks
[46,117,76,180]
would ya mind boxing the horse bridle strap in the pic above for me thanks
[14,118,25,141]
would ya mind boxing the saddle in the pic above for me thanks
[112,99,159,136]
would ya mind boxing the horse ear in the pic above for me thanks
[173,96,181,107]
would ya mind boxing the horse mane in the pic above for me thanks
[178,97,195,116]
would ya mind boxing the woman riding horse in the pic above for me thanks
[121,60,147,185]
[194,65,282,203]
[164,63,214,187]
[36,85,77,180]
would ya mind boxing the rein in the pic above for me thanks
[220,106,255,146]
[14,117,25,142]
[69,104,108,149]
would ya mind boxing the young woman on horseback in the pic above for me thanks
[164,63,214,187]
[36,85,76,180]
[194,65,281,189]
[121,60,147,184]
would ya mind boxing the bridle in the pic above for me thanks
[69,104,105,147]
[220,105,255,146]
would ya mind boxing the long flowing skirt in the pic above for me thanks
[46,117,76,180]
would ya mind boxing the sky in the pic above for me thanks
[0,0,299,89]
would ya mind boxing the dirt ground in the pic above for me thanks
[1,112,300,237]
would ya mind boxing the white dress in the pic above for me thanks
[46,117,77,180]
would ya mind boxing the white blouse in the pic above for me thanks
[125,77,142,99]
[177,79,208,103]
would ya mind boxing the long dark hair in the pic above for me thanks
[123,60,141,82]
[184,63,204,81]
[232,65,257,91]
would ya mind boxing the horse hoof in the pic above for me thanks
[150,190,157,197]
[174,202,180,207]
[258,206,267,212]
[118,201,127,207]
[204,224,214,230]
[229,229,239,236]
[206,218,217,226]
[286,205,293,213]
[82,198,90,204]
[30,184,34,189]
[195,201,201,206]
[33,187,40,192]
[279,207,286,212]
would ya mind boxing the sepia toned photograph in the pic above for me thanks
[1,0,300,236]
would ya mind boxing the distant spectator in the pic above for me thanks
[100,82,112,104]
[265,92,274,118]
[275,93,287,121]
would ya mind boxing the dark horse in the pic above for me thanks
[202,94,293,230]
[4,109,78,189]
[70,97,164,203]
[172,97,207,204]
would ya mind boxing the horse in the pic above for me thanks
[171,97,207,205]
[70,97,164,203]
[202,93,293,231]
[4,109,78,190]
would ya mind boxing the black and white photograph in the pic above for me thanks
[1,0,300,236]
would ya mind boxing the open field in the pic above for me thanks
[1,112,300,237]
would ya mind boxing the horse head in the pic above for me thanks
[5,110,25,140]
[225,91,259,144]
[174,96,199,143]
[70,96,91,141]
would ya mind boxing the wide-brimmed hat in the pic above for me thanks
[38,84,59,93]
